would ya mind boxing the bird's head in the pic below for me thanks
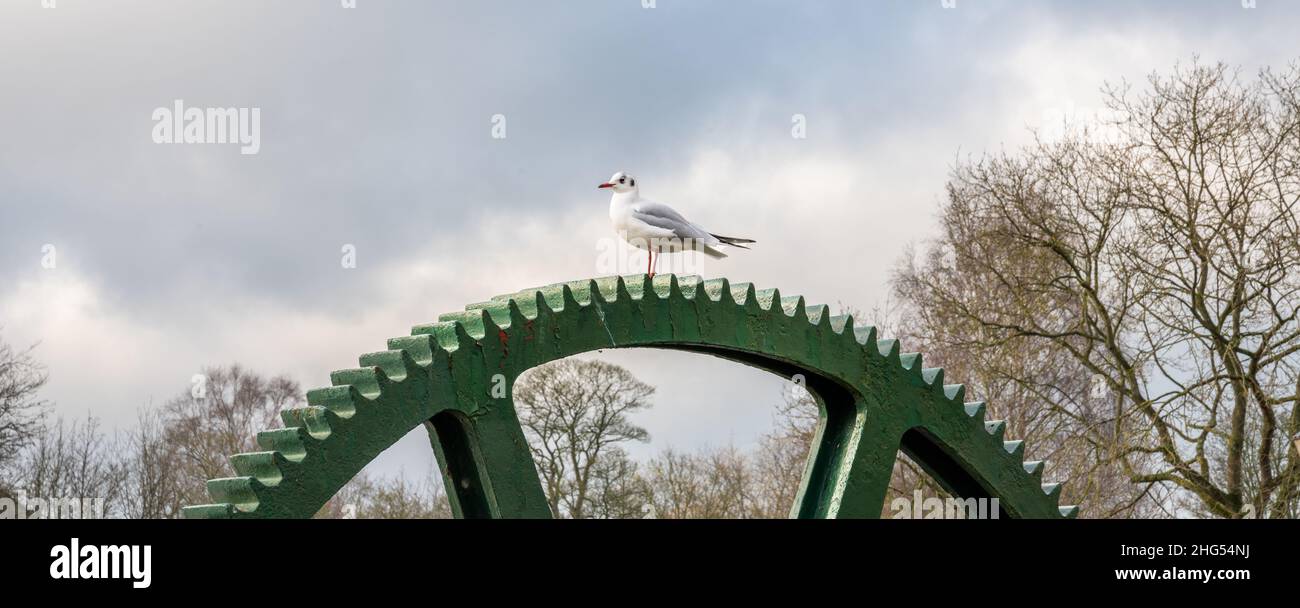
[597,171,638,194]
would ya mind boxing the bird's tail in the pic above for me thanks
[702,245,729,259]
[709,233,756,250]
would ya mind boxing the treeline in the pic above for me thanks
[0,351,446,519]
[501,358,950,518]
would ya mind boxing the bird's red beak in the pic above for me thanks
[597,182,614,189]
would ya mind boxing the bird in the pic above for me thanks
[599,171,755,278]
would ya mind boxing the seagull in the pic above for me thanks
[599,171,755,278]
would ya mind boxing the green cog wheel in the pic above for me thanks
[183,274,1078,519]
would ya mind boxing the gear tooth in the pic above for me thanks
[1058,505,1080,518]
[182,504,237,519]
[595,276,618,302]
[779,295,805,318]
[672,274,701,299]
[532,289,556,318]
[803,303,828,325]
[944,384,965,401]
[561,282,584,310]
[728,282,754,305]
[230,451,288,486]
[720,279,739,306]
[603,275,630,302]
[281,405,334,438]
[984,419,1006,440]
[477,303,513,330]
[1041,482,1062,504]
[306,385,362,417]
[963,401,986,422]
[1022,460,1045,477]
[330,366,383,396]
[663,274,682,299]
[899,352,922,370]
[505,298,532,334]
[829,313,852,332]
[256,427,311,461]
[681,275,702,301]
[635,273,658,300]
[755,287,780,311]
[206,477,261,511]
[478,307,505,338]
[437,310,488,338]
[453,321,479,349]
[876,338,899,358]
[702,277,731,302]
[358,350,412,382]
[853,324,878,346]
[820,310,836,332]
[643,273,668,299]
[614,275,635,303]
[1002,440,1024,458]
[387,334,435,367]
[505,293,538,321]
[557,279,589,304]
[828,314,852,333]
[436,309,477,324]
[686,276,707,300]
[412,321,475,352]
[921,367,944,386]
[899,353,923,383]
[531,284,566,312]
[589,278,613,305]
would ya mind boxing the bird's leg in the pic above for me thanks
[647,249,655,278]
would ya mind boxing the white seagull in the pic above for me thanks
[599,171,755,277]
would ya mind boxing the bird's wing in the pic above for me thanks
[631,200,718,244]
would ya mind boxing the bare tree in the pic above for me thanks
[0,334,49,475]
[894,60,1300,518]
[121,407,184,519]
[161,365,303,511]
[317,470,452,519]
[641,445,754,519]
[584,448,648,519]
[513,358,653,518]
[8,415,128,517]
[748,384,818,517]
[894,230,1164,518]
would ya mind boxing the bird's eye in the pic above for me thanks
[619,177,626,184]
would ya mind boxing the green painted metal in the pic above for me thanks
[182,274,1078,519]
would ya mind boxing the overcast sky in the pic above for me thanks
[3,0,1298,485]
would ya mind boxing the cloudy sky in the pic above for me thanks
[2,0,1297,484]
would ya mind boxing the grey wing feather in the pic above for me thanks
[631,201,717,243]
